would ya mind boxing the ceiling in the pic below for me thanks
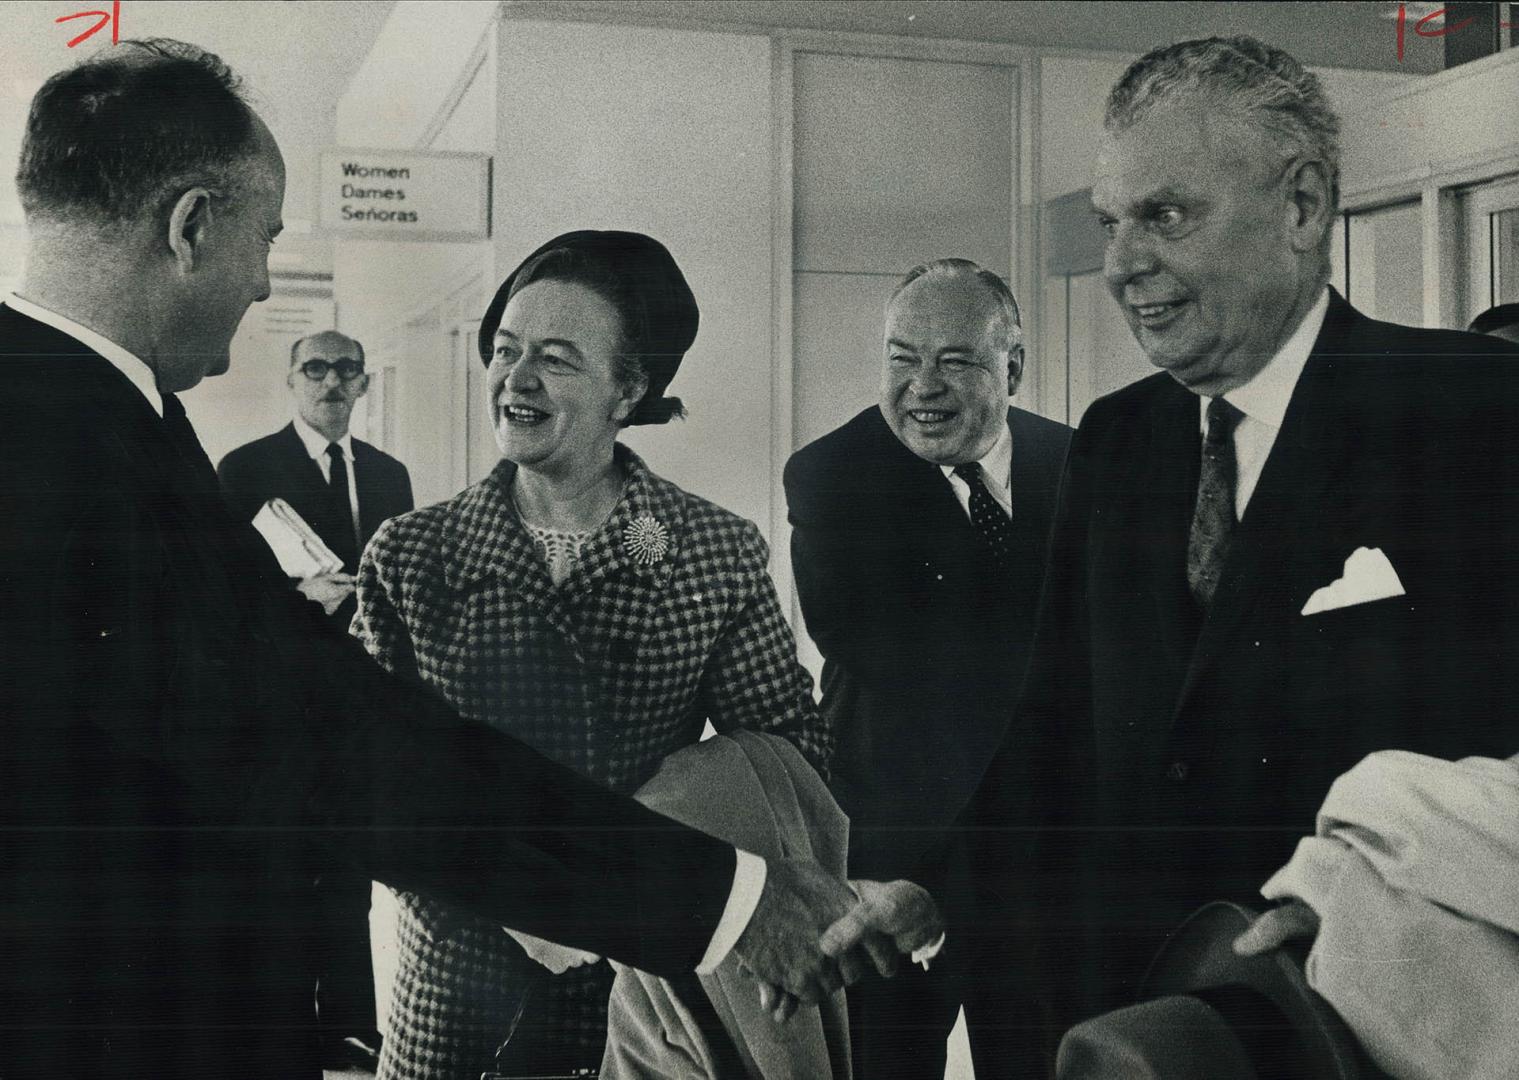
[0,1,1438,223]
[0,0,1440,269]
[509,1,1441,74]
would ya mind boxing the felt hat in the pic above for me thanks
[478,230,698,426]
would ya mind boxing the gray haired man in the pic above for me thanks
[785,258,1071,1078]
[831,34,1519,1068]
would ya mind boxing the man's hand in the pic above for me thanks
[1233,899,1320,956]
[821,878,944,981]
[297,572,355,616]
[732,857,856,1022]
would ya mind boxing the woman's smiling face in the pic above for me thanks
[487,278,642,480]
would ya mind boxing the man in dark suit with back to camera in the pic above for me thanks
[0,38,936,1080]
[785,258,1071,1078]
[830,35,1519,1072]
[218,331,412,1069]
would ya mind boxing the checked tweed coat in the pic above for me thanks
[355,445,830,1077]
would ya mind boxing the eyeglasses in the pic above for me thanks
[298,358,365,382]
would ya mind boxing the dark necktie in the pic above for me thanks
[326,442,359,566]
[1187,397,1245,608]
[953,461,1013,572]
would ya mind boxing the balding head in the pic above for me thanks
[289,332,369,442]
[15,39,285,393]
[18,38,261,228]
[880,259,1025,466]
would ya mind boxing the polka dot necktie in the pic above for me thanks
[953,462,1013,573]
[1187,397,1246,608]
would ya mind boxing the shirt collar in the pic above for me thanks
[1215,287,1331,431]
[6,293,164,417]
[940,416,1013,490]
[292,413,354,461]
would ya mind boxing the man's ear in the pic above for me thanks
[1286,158,1335,256]
[166,187,215,273]
[1006,345,1026,396]
[353,372,371,399]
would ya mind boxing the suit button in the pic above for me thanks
[1166,761,1190,782]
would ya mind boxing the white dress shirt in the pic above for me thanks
[6,293,163,417]
[941,419,1014,520]
[5,293,764,972]
[1204,288,1331,520]
[291,415,363,550]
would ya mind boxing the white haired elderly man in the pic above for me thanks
[830,34,1519,1068]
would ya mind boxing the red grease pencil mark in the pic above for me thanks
[1397,3,1483,61]
[56,0,120,48]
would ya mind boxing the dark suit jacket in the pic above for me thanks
[957,292,1519,1023]
[0,306,736,1079]
[218,421,414,574]
[785,404,1072,879]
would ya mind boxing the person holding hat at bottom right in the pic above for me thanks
[1054,902,1372,1080]
[355,230,841,1078]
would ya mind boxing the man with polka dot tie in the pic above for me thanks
[784,258,1072,1079]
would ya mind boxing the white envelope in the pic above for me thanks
[1300,546,1406,616]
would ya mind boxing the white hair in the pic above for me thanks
[1106,35,1342,214]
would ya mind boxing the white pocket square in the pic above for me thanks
[1300,546,1406,616]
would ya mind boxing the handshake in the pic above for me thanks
[732,858,944,1022]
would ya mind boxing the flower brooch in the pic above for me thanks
[623,513,670,567]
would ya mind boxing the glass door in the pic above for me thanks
[1343,201,1423,327]
[1462,176,1519,328]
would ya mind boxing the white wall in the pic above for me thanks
[331,6,497,507]
[1339,48,1519,201]
[1039,54,1420,200]
[337,0,501,149]
[495,18,777,537]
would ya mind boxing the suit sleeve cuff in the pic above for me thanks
[696,848,766,974]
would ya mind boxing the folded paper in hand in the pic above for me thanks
[251,498,343,580]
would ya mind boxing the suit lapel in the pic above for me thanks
[275,422,357,567]
[443,460,581,653]
[352,442,380,548]
[275,422,328,492]
[1006,408,1053,552]
[1144,383,1206,671]
[1171,298,1362,723]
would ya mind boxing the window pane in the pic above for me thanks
[1492,207,1519,304]
[1346,202,1423,327]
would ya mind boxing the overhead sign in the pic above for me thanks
[319,149,491,242]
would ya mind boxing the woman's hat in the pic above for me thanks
[1056,902,1367,1080]
[477,230,698,426]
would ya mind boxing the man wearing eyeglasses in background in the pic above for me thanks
[217,329,412,1072]
[220,330,413,628]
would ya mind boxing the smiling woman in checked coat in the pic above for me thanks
[354,230,830,1078]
